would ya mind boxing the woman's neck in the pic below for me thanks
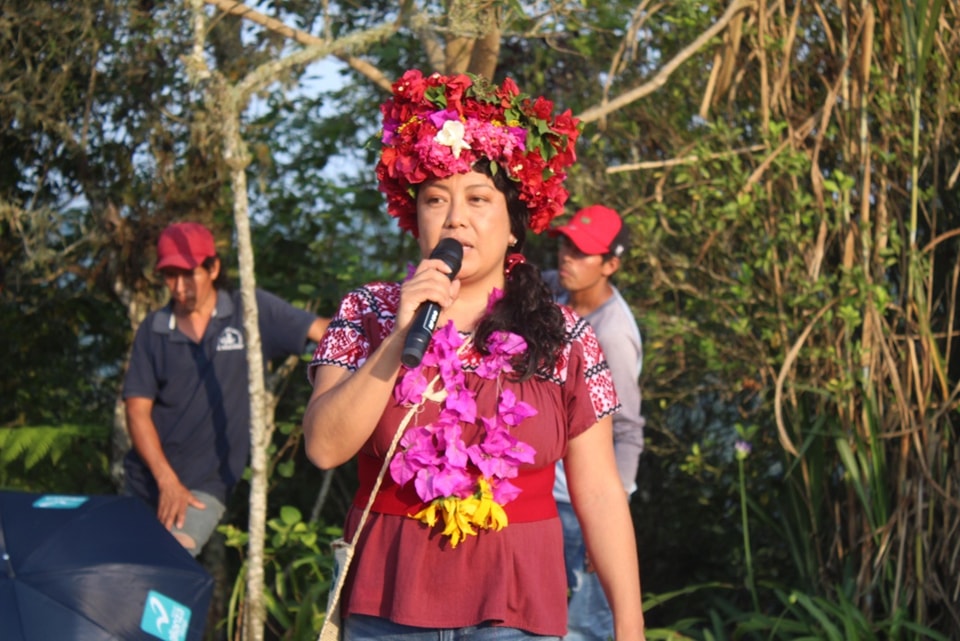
[444,280,503,333]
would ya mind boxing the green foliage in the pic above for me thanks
[0,424,113,493]
[685,584,952,641]
[219,505,342,640]
[0,278,128,428]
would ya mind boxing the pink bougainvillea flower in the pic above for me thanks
[469,445,516,479]
[387,292,539,546]
[503,438,536,466]
[437,422,469,469]
[445,387,477,423]
[474,357,503,379]
[489,331,527,357]
[497,388,538,426]
[490,477,523,505]
[483,426,536,467]
[416,465,473,502]
[486,287,504,311]
[395,367,429,405]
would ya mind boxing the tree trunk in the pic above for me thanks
[217,95,268,641]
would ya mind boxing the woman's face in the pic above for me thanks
[416,171,515,287]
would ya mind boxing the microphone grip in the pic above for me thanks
[401,302,441,368]
[400,238,463,368]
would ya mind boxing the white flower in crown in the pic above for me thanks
[434,119,471,158]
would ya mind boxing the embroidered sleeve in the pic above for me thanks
[557,307,619,439]
[307,282,399,383]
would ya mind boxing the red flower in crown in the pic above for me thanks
[376,69,582,236]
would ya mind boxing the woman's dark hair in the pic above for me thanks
[201,255,232,291]
[472,161,566,380]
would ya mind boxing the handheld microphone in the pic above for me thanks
[401,238,464,368]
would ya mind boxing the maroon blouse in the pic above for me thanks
[309,282,617,635]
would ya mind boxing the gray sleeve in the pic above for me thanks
[606,336,644,494]
[591,297,645,494]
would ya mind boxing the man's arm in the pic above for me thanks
[125,396,205,529]
[307,316,331,343]
[254,289,331,357]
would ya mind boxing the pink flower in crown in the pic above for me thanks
[415,136,472,175]
[376,69,582,238]
[427,109,459,128]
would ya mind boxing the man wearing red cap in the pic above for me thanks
[122,222,329,556]
[545,205,645,641]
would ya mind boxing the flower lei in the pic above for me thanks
[388,303,538,548]
[377,69,582,237]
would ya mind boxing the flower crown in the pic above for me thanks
[376,69,582,236]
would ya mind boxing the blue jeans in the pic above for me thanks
[344,614,560,641]
[557,502,613,641]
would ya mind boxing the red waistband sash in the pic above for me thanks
[354,453,558,523]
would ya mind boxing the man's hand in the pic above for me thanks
[156,477,206,530]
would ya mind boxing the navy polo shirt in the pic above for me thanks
[122,288,316,505]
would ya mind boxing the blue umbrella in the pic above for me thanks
[0,490,213,641]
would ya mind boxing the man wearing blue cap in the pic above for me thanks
[545,205,645,641]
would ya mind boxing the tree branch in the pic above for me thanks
[234,24,396,103]
[606,144,765,173]
[204,0,396,92]
[577,0,755,124]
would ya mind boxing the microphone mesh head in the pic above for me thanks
[431,238,463,277]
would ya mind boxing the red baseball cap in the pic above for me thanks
[156,222,216,270]
[550,205,623,255]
